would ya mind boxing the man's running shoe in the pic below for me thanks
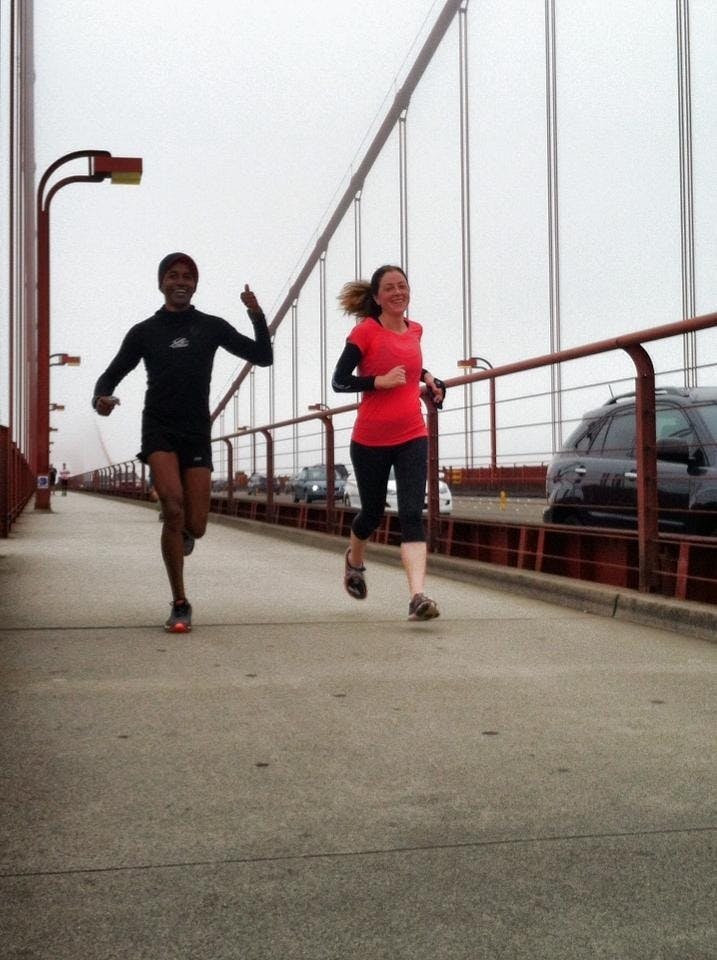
[165,600,192,633]
[182,530,195,556]
[408,593,440,621]
[344,548,367,600]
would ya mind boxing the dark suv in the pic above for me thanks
[290,465,345,503]
[246,472,279,495]
[544,387,717,536]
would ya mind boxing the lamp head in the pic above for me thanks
[92,155,143,185]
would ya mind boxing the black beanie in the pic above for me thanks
[157,252,199,288]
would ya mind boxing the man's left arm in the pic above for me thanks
[219,284,273,366]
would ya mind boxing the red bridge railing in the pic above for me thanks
[75,310,717,606]
[0,427,35,537]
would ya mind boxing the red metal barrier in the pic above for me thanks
[1,426,35,537]
[77,457,717,606]
[443,465,547,496]
[446,310,717,595]
[74,310,717,605]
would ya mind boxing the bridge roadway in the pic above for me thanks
[1,493,715,959]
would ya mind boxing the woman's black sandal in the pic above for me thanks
[344,548,367,600]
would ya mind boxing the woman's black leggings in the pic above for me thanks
[350,436,427,543]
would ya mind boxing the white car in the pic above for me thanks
[342,467,453,514]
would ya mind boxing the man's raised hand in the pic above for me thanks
[241,284,261,313]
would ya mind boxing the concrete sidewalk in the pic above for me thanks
[1,494,715,959]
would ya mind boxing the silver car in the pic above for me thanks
[342,467,453,514]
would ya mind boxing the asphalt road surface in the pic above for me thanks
[230,491,546,524]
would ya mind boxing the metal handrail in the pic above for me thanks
[74,310,717,594]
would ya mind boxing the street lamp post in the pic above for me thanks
[457,356,496,470]
[34,150,142,510]
[308,403,336,533]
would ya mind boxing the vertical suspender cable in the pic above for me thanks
[218,412,226,475]
[291,300,299,472]
[249,369,256,474]
[319,252,327,463]
[353,190,363,406]
[232,390,240,477]
[319,252,327,407]
[268,337,275,426]
[248,374,255,473]
[545,0,562,453]
[353,190,362,280]
[676,0,697,386]
[399,108,409,273]
[458,0,474,468]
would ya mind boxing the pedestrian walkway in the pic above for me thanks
[1,493,715,959]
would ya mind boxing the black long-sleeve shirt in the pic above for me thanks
[93,305,272,442]
[331,342,376,393]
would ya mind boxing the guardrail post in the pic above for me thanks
[260,429,275,518]
[313,417,336,533]
[423,396,440,552]
[1,427,9,537]
[223,439,234,500]
[489,376,497,470]
[623,343,659,593]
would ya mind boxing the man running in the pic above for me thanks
[92,252,273,632]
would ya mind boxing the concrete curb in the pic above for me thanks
[207,510,717,643]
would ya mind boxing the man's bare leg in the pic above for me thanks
[147,451,187,601]
[181,466,212,542]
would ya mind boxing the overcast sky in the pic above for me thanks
[3,0,717,473]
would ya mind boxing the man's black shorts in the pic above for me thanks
[138,433,214,470]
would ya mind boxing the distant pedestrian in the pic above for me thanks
[49,464,57,495]
[92,252,273,633]
[332,264,445,620]
[59,463,70,496]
